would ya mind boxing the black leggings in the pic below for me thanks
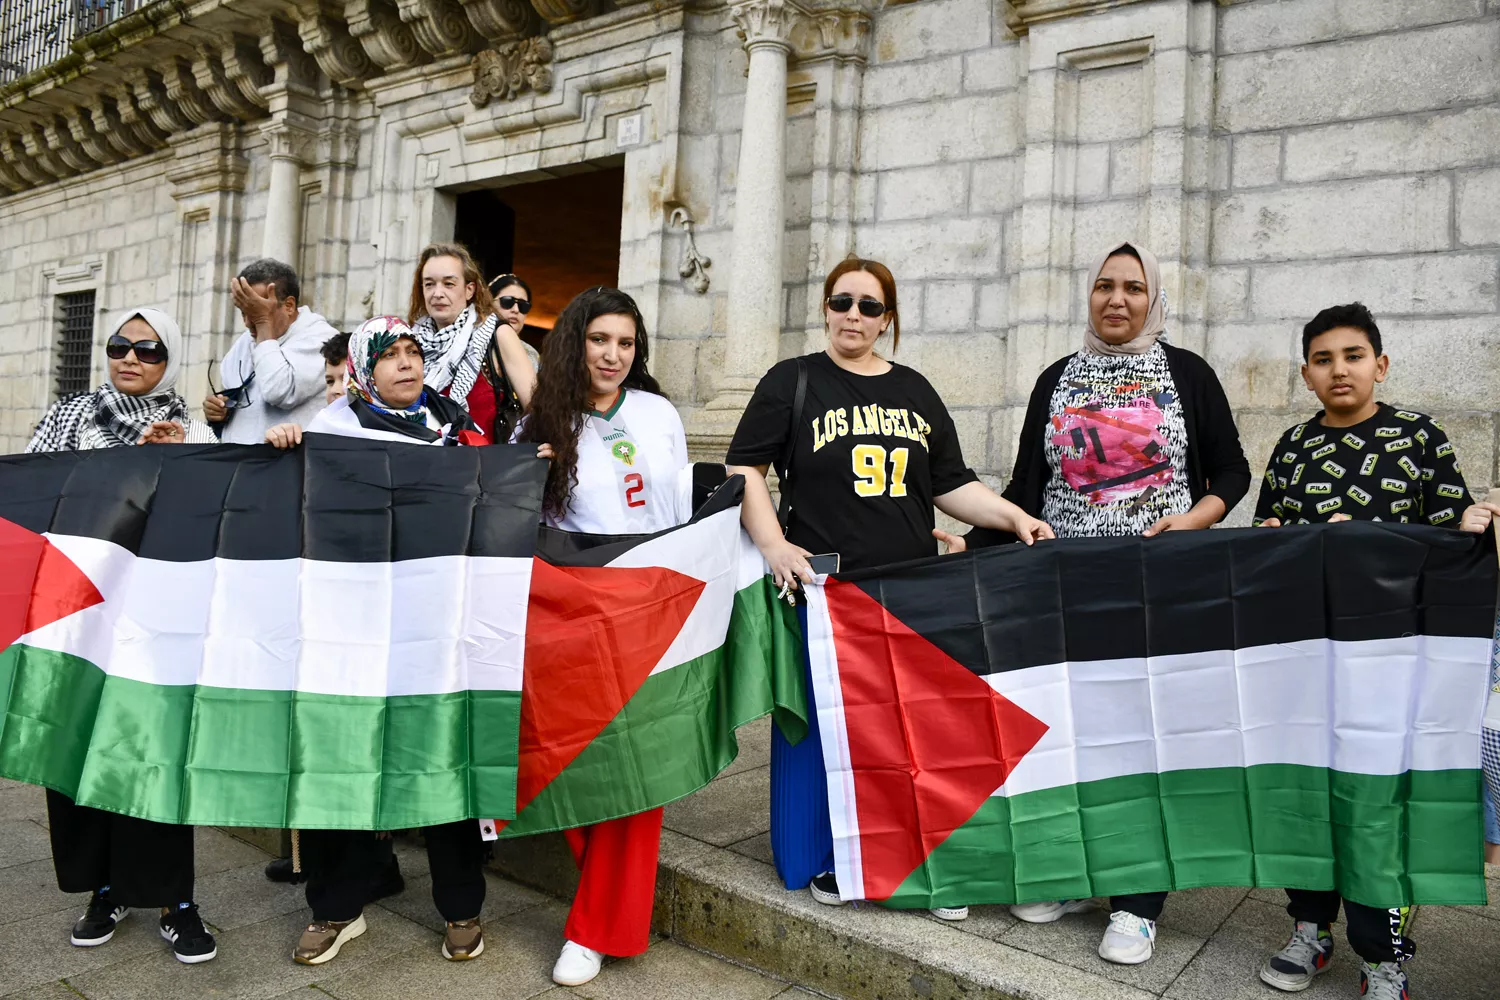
[1285,889,1414,964]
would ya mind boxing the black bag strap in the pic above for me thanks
[775,359,808,533]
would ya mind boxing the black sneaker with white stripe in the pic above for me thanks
[159,903,217,964]
[71,888,128,946]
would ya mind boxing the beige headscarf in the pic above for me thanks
[1083,241,1167,357]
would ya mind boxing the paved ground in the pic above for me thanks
[0,776,811,1000]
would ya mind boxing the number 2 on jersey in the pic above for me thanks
[623,472,646,508]
[851,444,909,498]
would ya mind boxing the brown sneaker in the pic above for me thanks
[442,919,484,960]
[293,913,367,965]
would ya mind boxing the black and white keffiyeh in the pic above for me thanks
[25,307,212,453]
[410,304,500,410]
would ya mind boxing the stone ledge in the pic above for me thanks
[488,828,1154,1000]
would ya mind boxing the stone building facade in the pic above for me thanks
[1,0,1497,523]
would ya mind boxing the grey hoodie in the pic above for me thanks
[216,306,340,444]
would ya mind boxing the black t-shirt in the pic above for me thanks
[726,352,978,571]
[1253,403,1473,526]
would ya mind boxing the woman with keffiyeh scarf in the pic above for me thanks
[265,315,492,966]
[405,242,537,442]
[26,306,220,966]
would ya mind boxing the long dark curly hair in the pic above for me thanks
[519,287,665,519]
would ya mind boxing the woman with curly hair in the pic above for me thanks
[517,287,687,986]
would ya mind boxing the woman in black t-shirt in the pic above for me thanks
[725,256,1051,917]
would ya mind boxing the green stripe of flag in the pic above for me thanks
[505,575,805,836]
[889,764,1486,910]
[0,643,519,830]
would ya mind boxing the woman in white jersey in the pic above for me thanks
[517,287,686,986]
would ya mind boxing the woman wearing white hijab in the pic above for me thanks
[25,306,220,965]
[27,307,215,452]
[966,242,1249,965]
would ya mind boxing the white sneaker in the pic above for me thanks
[1009,898,1092,923]
[1098,910,1156,965]
[552,940,604,987]
[928,906,969,921]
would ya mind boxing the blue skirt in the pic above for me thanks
[769,600,835,889]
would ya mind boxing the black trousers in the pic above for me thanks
[302,830,396,922]
[46,790,194,908]
[1285,889,1414,964]
[1111,891,1167,921]
[423,820,487,923]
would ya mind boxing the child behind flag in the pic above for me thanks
[1255,302,1475,1000]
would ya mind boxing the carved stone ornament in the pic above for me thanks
[1004,0,1153,34]
[527,0,599,27]
[395,0,479,59]
[460,0,539,44]
[469,37,554,107]
[731,0,802,49]
[668,207,711,294]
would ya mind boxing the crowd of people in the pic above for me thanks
[22,238,1500,999]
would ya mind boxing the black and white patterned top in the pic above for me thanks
[1252,403,1471,526]
[1039,345,1193,538]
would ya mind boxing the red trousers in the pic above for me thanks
[561,807,663,957]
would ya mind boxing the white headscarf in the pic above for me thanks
[109,307,184,394]
[1083,241,1169,357]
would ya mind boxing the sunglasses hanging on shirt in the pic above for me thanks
[826,294,888,318]
[105,334,168,366]
[497,296,532,314]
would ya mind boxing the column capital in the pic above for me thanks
[259,117,319,163]
[730,0,804,53]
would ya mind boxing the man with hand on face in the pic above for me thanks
[204,258,338,443]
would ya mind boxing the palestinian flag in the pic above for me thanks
[805,522,1496,910]
[501,480,804,836]
[0,439,801,833]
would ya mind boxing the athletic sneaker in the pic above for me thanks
[553,939,604,987]
[442,919,484,960]
[1097,910,1156,965]
[928,906,969,921]
[159,903,217,964]
[1010,899,1092,923]
[1259,920,1334,992]
[810,871,845,906]
[1360,962,1410,1000]
[71,888,128,946]
[294,914,367,965]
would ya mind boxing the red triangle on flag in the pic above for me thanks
[515,557,706,812]
[823,579,1049,901]
[0,517,104,654]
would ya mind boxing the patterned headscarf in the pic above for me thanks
[346,315,432,427]
[1083,241,1169,357]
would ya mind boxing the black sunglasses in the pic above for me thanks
[498,295,532,314]
[105,334,168,365]
[826,294,887,318]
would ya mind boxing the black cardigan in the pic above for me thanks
[970,343,1251,545]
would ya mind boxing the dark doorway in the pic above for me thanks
[453,166,625,351]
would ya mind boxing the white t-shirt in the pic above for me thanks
[548,389,693,534]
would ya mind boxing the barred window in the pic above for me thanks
[54,290,95,400]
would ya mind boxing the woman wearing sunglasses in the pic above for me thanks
[407,244,537,443]
[24,307,221,966]
[724,257,1052,919]
[27,308,216,452]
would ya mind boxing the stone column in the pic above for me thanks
[261,120,312,265]
[690,0,802,456]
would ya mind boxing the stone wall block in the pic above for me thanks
[1218,0,1485,55]
[855,218,1001,280]
[1207,267,1250,322]
[1205,322,1300,410]
[1380,317,1500,411]
[962,46,1019,94]
[914,331,1001,406]
[1210,176,1453,263]
[922,280,976,332]
[1073,61,1146,144]
[871,0,992,65]
[1231,133,1281,189]
[1216,21,1500,132]
[1111,138,1148,197]
[1248,253,1500,320]
[862,56,963,107]
[1073,144,1109,200]
[859,93,1018,172]
[1283,106,1500,184]
[1456,169,1500,247]
[976,281,1005,329]
[947,407,991,475]
[876,163,968,221]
